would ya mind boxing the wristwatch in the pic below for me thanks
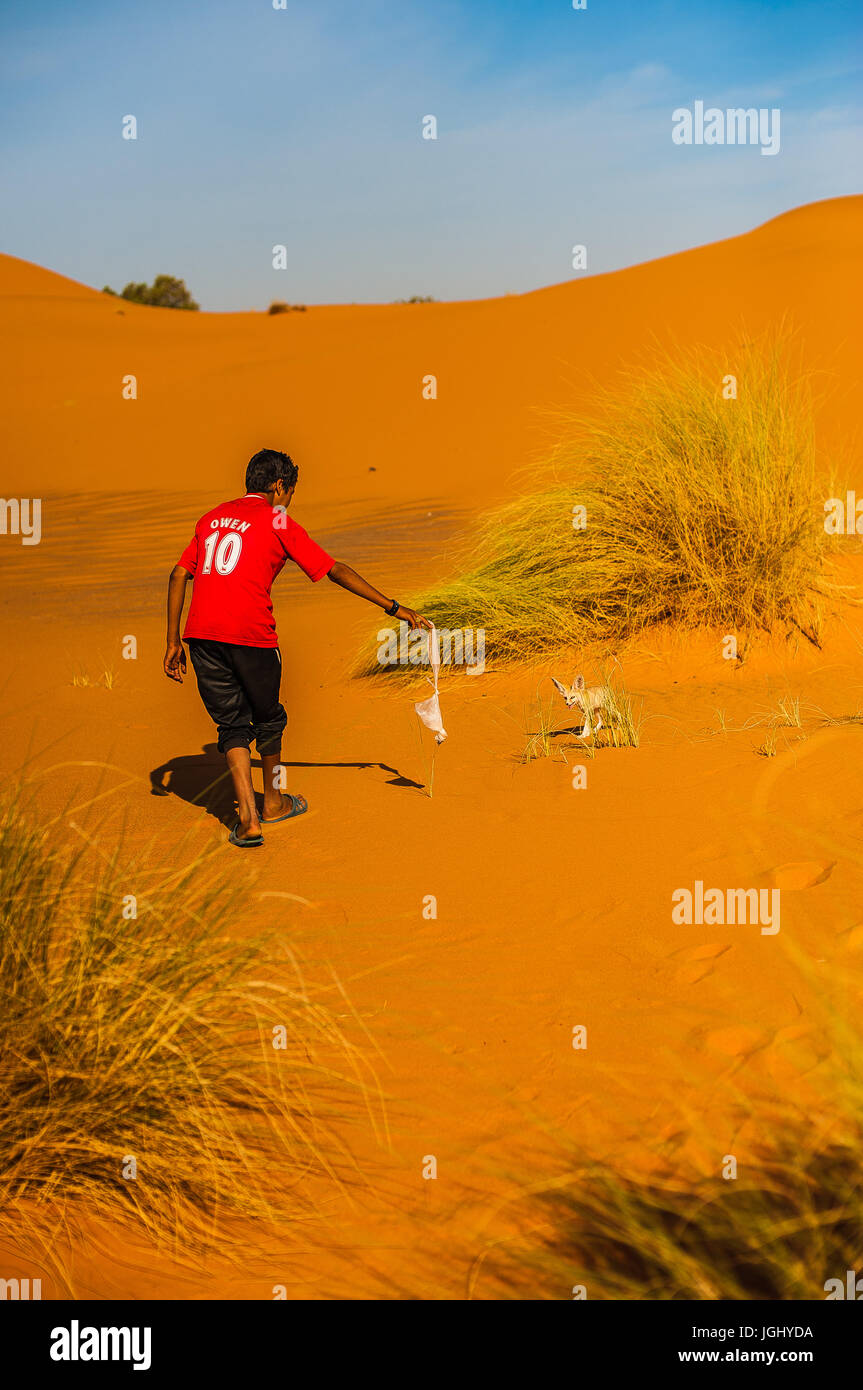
[385,598,400,617]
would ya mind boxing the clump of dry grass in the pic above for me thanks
[477,1138,861,1300]
[0,799,373,1288]
[368,334,834,670]
[775,694,804,728]
[70,661,117,689]
[596,670,642,749]
[521,691,574,763]
[755,728,779,758]
[522,669,642,761]
[468,954,863,1301]
[816,708,863,728]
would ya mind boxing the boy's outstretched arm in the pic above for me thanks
[164,564,191,681]
[327,560,432,631]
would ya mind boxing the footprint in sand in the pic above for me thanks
[837,922,863,953]
[765,1023,831,1084]
[672,941,732,985]
[703,1025,767,1059]
[762,861,835,891]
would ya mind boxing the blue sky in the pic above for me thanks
[1,0,860,308]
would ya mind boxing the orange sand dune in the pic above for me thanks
[1,195,860,506]
[0,198,862,1299]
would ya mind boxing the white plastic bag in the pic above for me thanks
[414,626,448,744]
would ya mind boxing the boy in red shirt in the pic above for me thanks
[165,448,430,847]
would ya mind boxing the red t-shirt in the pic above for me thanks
[177,494,334,648]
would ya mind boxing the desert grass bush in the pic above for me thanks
[475,1138,861,1300]
[0,799,373,1288]
[468,947,863,1300]
[370,335,834,670]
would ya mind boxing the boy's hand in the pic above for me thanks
[164,641,187,682]
[397,606,433,631]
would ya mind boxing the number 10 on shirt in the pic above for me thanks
[201,530,243,575]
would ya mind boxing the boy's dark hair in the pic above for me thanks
[245,448,298,494]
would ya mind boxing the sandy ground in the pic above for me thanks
[0,195,861,1298]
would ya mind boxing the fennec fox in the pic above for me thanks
[550,674,606,738]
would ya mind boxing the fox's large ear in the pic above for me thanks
[574,675,585,690]
[551,677,568,697]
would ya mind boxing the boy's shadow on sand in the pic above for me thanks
[150,743,423,826]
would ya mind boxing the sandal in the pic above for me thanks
[261,793,308,825]
[229,821,264,848]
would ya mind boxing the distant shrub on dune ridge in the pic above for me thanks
[102,275,199,309]
[0,799,371,1290]
[383,335,837,669]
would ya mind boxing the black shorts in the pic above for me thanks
[187,639,287,756]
